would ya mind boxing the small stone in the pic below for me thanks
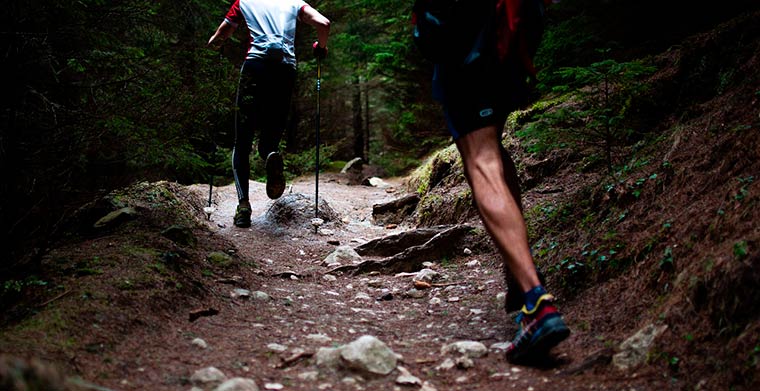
[93,207,138,229]
[463,248,472,255]
[613,324,668,370]
[267,343,288,352]
[252,291,271,301]
[306,333,332,344]
[495,292,507,309]
[385,223,398,229]
[490,372,511,379]
[231,289,251,299]
[469,308,483,315]
[191,338,207,349]
[420,381,438,391]
[264,383,283,390]
[319,228,334,236]
[447,297,460,302]
[455,376,468,383]
[441,341,488,358]
[214,378,259,391]
[404,288,426,299]
[191,367,227,387]
[340,335,399,375]
[369,177,390,188]
[415,268,439,283]
[367,279,383,288]
[322,246,363,267]
[429,297,442,305]
[489,342,511,352]
[341,377,358,385]
[298,371,319,381]
[354,292,372,301]
[455,356,474,369]
[510,366,522,373]
[395,366,422,386]
[435,358,456,371]
[465,260,480,268]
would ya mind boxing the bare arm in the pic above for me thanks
[207,20,236,49]
[300,5,330,48]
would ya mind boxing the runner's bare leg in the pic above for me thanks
[455,125,539,292]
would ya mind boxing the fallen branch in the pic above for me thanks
[413,280,465,289]
[189,307,219,322]
[277,350,314,369]
[38,290,72,308]
[326,224,472,275]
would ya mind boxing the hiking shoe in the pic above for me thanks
[505,293,570,364]
[265,151,286,199]
[234,200,252,228]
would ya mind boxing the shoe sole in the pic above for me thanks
[234,209,251,228]
[266,152,285,199]
[234,218,251,228]
[507,316,570,364]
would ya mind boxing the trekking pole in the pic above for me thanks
[314,57,321,219]
[203,48,224,220]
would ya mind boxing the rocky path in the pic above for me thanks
[158,174,581,391]
[0,173,670,391]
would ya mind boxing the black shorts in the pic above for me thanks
[433,56,530,139]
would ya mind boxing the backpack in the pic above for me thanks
[412,0,547,71]
[412,0,494,65]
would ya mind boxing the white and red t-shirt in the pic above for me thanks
[224,0,307,67]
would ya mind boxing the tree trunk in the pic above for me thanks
[352,74,364,160]
[363,81,370,163]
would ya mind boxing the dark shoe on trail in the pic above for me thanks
[505,293,570,364]
[234,200,252,228]
[265,151,286,199]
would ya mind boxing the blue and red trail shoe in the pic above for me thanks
[505,293,570,364]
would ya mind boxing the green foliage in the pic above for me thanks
[285,145,337,180]
[660,246,675,271]
[733,241,749,261]
[734,176,754,202]
[2,0,238,270]
[1,276,48,297]
[519,55,656,172]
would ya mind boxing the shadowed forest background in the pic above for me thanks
[2,0,756,277]
[2,0,760,390]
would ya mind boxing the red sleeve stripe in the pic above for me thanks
[225,0,244,28]
[298,4,308,22]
